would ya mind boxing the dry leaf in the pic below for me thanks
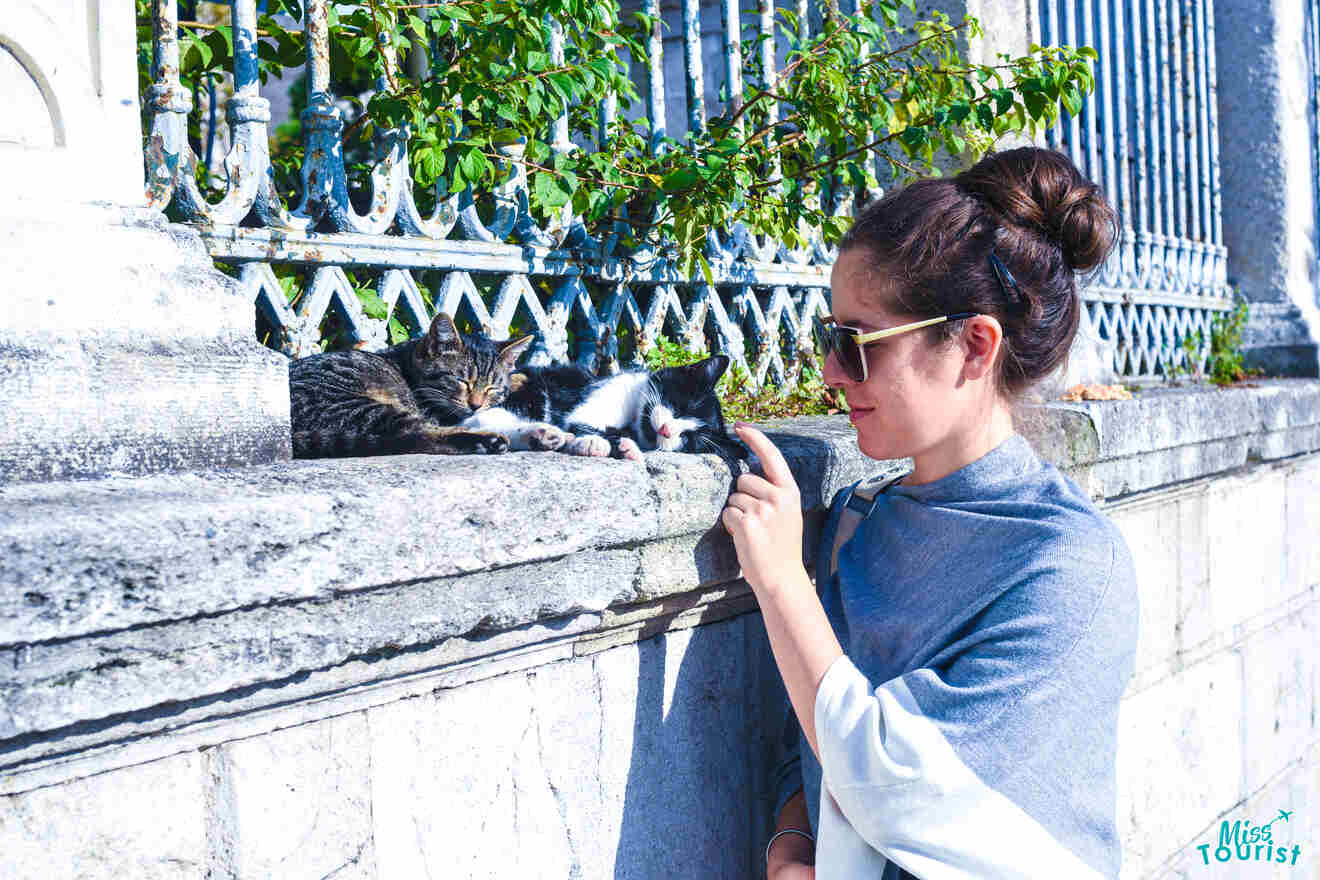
[1061,382,1133,402]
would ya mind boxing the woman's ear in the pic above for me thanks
[961,315,1002,381]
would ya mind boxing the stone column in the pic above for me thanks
[1213,0,1320,376]
[0,0,289,483]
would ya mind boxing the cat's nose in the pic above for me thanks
[469,391,488,409]
[658,423,673,438]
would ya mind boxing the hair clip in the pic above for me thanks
[987,251,1026,313]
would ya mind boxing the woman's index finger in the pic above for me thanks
[735,423,795,487]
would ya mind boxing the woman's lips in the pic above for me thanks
[848,406,874,424]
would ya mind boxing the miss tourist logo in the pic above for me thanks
[1196,809,1304,866]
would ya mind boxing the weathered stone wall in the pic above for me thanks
[0,1,291,484]
[2,383,1318,879]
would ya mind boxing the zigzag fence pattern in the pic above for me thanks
[143,0,839,387]
[144,0,1232,383]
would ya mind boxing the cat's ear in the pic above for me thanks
[499,334,535,369]
[420,312,463,358]
[692,355,730,388]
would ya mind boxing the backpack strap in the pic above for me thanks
[828,471,907,577]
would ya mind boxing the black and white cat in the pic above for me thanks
[463,357,746,461]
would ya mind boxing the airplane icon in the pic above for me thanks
[1277,809,1292,823]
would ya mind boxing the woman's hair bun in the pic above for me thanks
[955,147,1117,272]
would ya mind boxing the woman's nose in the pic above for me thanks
[821,350,854,388]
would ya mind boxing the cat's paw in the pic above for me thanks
[615,437,643,462]
[564,434,611,457]
[526,424,571,451]
[465,431,509,455]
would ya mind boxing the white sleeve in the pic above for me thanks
[811,653,1106,880]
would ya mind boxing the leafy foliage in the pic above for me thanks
[139,0,1101,276]
[645,335,848,422]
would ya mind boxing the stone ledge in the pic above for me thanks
[1015,378,1320,498]
[2,379,1318,787]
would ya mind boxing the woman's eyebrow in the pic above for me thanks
[834,314,878,331]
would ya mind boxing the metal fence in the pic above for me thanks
[1040,0,1233,378]
[143,0,839,387]
[145,0,1231,383]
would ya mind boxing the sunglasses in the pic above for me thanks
[816,311,979,382]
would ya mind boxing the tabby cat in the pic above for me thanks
[289,313,552,458]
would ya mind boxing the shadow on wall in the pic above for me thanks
[608,592,790,880]
[610,432,839,879]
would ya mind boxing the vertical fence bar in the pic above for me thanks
[723,0,745,135]
[646,0,667,152]
[1041,0,1058,149]
[1081,0,1100,183]
[1062,0,1081,159]
[547,16,573,158]
[1193,0,1211,247]
[231,0,259,99]
[1154,0,1173,246]
[1172,0,1193,244]
[1129,0,1150,243]
[757,0,781,167]
[1111,0,1133,259]
[1204,0,1222,248]
[759,0,778,123]
[145,0,189,208]
[1184,0,1202,247]
[682,0,707,135]
[305,0,331,97]
[296,0,346,230]
[1094,0,1123,285]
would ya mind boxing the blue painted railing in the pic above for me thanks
[144,0,838,388]
[145,0,1230,383]
[1040,0,1233,378]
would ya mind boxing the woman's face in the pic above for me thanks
[823,247,979,463]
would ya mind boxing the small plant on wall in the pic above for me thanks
[1163,295,1262,387]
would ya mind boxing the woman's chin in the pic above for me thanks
[853,422,903,462]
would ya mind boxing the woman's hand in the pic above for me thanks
[768,791,817,880]
[721,423,808,595]
[724,423,843,762]
[770,863,816,880]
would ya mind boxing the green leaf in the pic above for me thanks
[462,151,490,185]
[1061,85,1083,117]
[661,167,700,193]
[533,171,573,209]
[180,35,208,72]
[388,316,410,345]
[436,4,475,23]
[213,25,234,55]
[696,252,715,288]
[356,288,389,320]
[1023,90,1049,121]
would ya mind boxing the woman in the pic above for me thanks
[722,147,1139,879]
